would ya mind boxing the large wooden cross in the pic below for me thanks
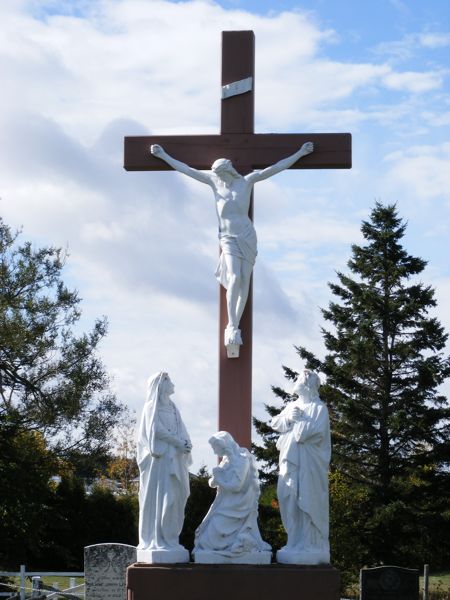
[124,31,351,450]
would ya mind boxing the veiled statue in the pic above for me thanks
[137,371,192,563]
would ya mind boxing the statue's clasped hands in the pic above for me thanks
[175,438,192,453]
[288,405,304,423]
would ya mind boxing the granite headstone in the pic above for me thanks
[85,543,136,600]
[360,566,419,600]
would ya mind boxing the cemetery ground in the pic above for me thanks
[1,568,449,599]
[31,575,84,590]
[0,575,84,598]
[424,573,450,598]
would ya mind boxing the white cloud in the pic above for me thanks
[388,0,410,14]
[375,31,450,64]
[0,0,338,143]
[418,32,450,49]
[384,143,450,203]
[382,70,443,93]
[433,277,450,334]
[421,110,450,128]
[258,208,359,252]
[1,0,444,144]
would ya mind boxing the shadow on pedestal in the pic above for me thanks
[127,563,340,600]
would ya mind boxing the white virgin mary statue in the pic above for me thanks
[270,369,331,565]
[137,371,192,563]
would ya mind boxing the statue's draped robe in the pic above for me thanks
[215,221,257,289]
[137,399,191,550]
[271,398,330,550]
[194,449,270,556]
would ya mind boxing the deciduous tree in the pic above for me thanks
[0,217,126,567]
[0,217,124,455]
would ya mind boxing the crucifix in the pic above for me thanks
[124,31,351,450]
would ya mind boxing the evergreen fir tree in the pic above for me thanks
[254,202,450,570]
[253,366,298,486]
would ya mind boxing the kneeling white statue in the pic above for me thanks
[193,431,271,564]
[270,369,331,565]
[137,371,192,563]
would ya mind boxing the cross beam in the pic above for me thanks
[124,133,351,171]
[123,31,351,450]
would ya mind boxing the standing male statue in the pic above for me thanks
[150,142,313,350]
[270,369,331,565]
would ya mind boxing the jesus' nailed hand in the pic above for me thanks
[150,141,313,353]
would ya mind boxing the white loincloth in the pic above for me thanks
[215,222,257,289]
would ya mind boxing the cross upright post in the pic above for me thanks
[218,31,255,450]
[123,30,351,451]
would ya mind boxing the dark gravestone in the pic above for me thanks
[360,566,419,600]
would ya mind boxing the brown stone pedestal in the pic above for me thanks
[126,562,340,600]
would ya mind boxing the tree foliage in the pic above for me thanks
[0,217,127,568]
[180,467,216,551]
[0,428,57,567]
[314,204,450,493]
[253,366,298,486]
[0,217,124,454]
[254,203,450,571]
[106,409,139,494]
[15,473,139,570]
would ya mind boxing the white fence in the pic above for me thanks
[0,566,84,599]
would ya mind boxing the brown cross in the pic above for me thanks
[124,31,351,450]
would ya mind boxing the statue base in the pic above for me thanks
[193,550,272,564]
[277,548,330,565]
[127,563,340,600]
[136,547,190,564]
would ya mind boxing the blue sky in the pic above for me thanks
[1,0,449,469]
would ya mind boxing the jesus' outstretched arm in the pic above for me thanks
[150,144,213,185]
[245,141,313,184]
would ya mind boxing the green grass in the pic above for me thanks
[429,572,450,583]
[421,572,450,596]
[39,575,84,592]
[1,575,84,596]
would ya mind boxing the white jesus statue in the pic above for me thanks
[150,142,313,355]
[270,369,331,565]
